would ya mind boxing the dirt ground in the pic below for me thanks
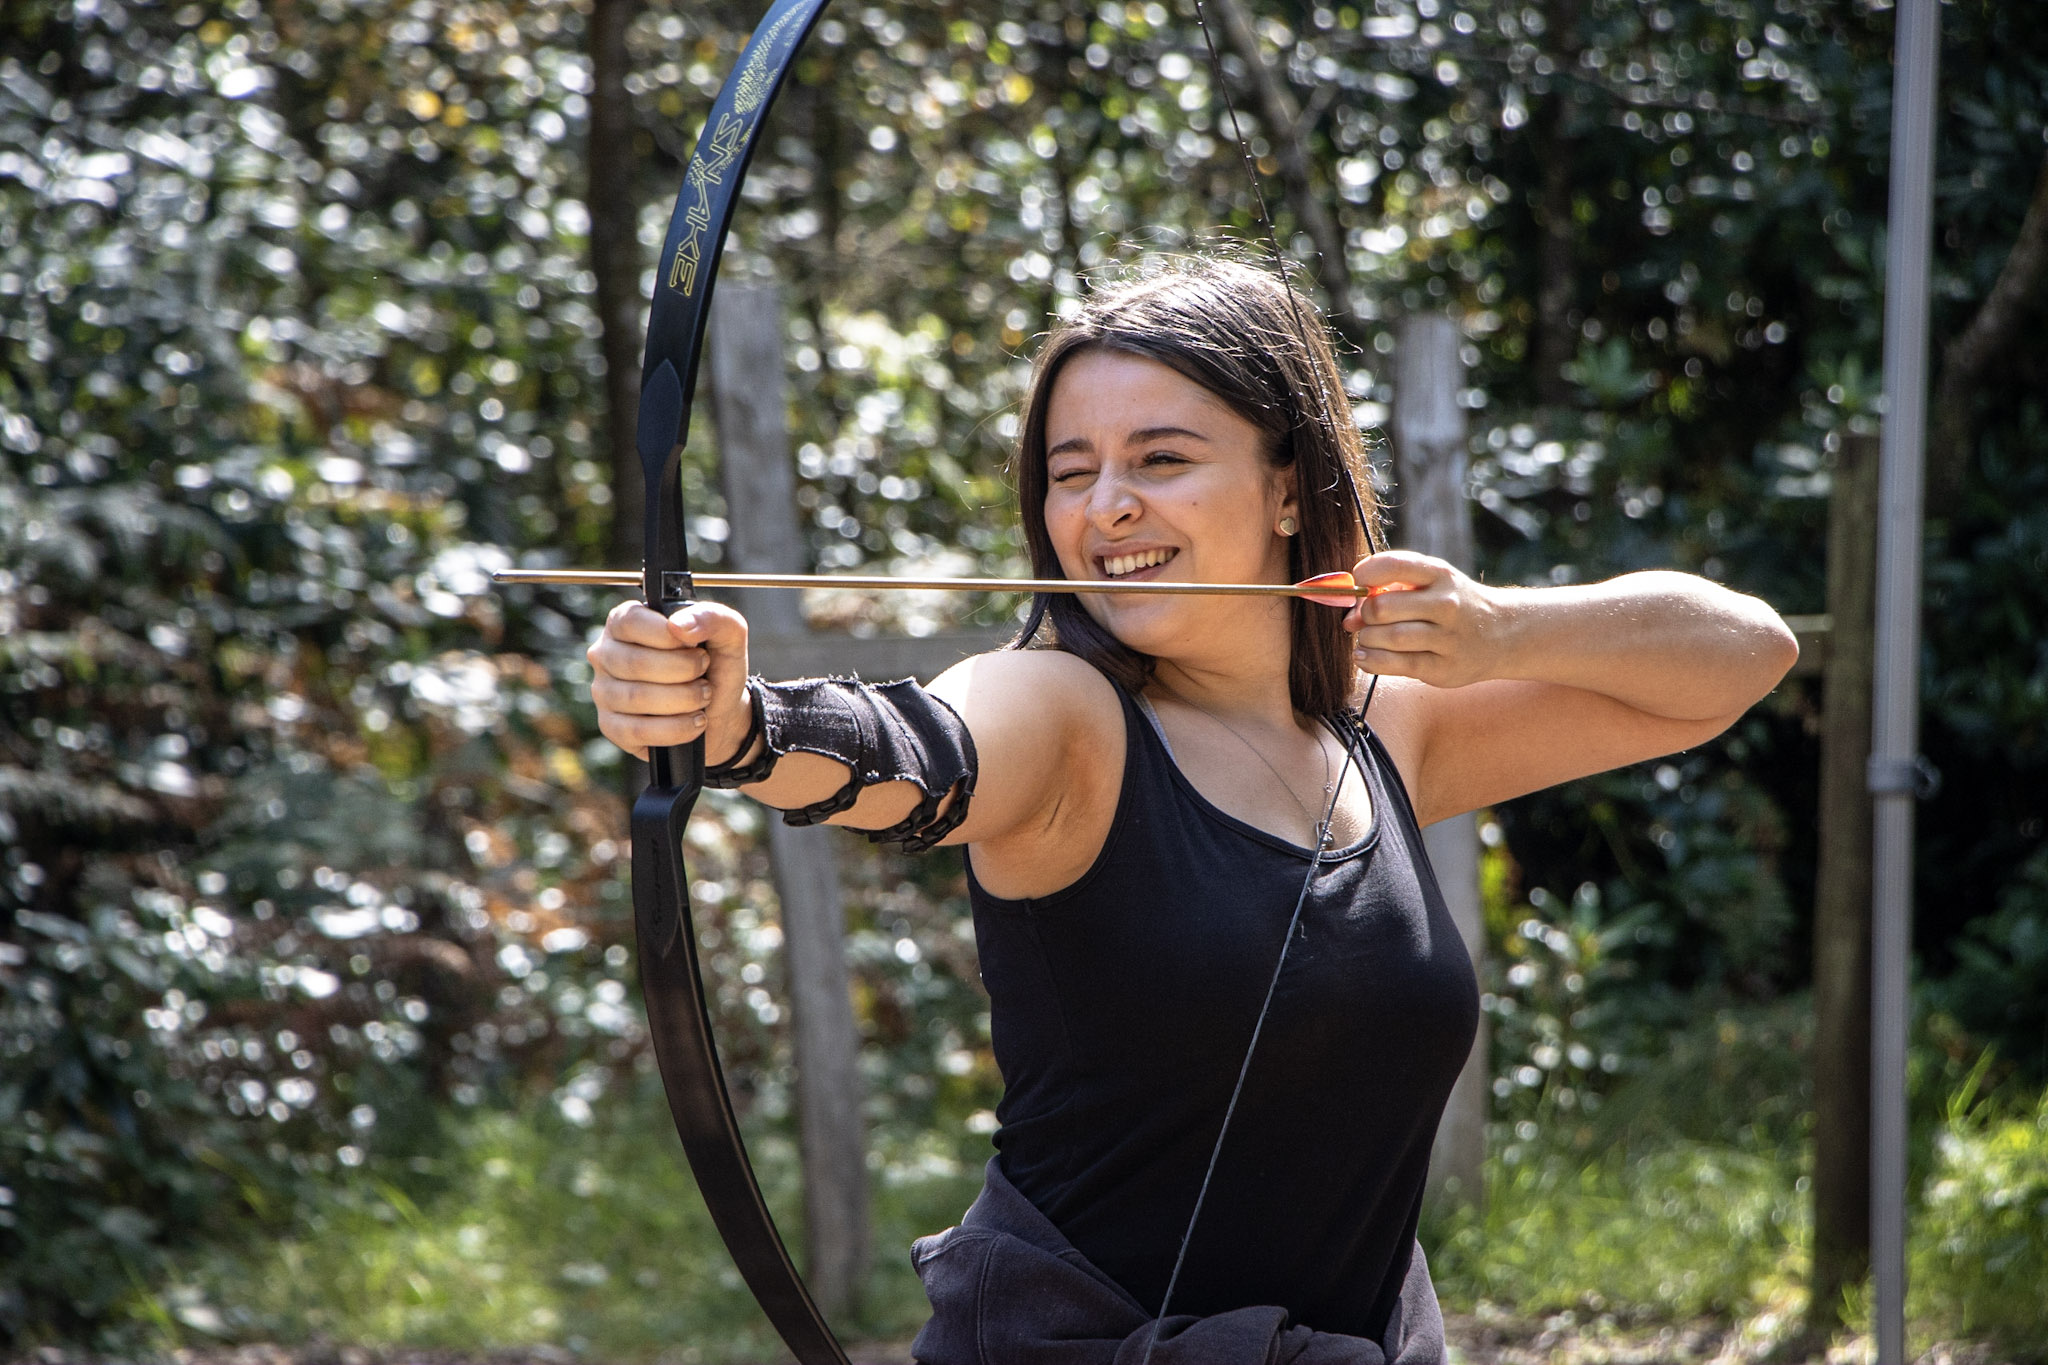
[7,1320,2016,1365]
[1438,1308,2007,1364]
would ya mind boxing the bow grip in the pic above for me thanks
[631,782,695,960]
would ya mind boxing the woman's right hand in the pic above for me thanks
[586,599,755,764]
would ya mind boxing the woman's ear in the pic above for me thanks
[1272,464,1301,538]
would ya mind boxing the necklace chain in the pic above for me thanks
[1159,691,1343,846]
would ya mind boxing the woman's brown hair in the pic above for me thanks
[1008,256,1382,717]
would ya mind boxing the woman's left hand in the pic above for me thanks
[1344,550,1511,689]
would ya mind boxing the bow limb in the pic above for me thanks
[625,2,848,1362]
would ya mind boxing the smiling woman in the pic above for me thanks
[584,253,1799,1365]
[1012,257,1379,719]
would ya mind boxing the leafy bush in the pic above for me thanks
[1481,877,1642,1155]
[1927,844,2048,1083]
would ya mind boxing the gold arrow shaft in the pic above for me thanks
[490,568,1373,600]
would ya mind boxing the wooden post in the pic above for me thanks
[1807,430,1880,1338]
[1390,314,1488,1211]
[587,0,645,571]
[707,278,869,1315]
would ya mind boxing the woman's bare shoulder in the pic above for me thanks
[928,646,1122,731]
[921,648,1125,847]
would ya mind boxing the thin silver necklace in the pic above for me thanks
[1155,690,1344,847]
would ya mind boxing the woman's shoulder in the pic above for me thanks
[928,646,1128,738]
[923,648,1131,863]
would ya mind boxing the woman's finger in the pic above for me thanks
[605,599,691,648]
[599,709,709,757]
[588,635,711,685]
[1360,584,1453,627]
[1352,645,1440,680]
[1345,586,1443,634]
[1351,621,1438,654]
[663,601,749,650]
[592,674,714,717]
[1351,550,1446,590]
[590,598,754,767]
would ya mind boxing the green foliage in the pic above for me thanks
[1919,406,2048,1072]
[1426,1018,2048,1358]
[1428,1140,1805,1324]
[1481,877,1639,1148]
[1910,1085,2048,1359]
[4,0,2048,1350]
[1928,845,2048,1083]
[162,1078,987,1363]
[1479,832,1813,1161]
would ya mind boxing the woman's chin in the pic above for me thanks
[1081,595,1171,644]
[1086,599,1224,658]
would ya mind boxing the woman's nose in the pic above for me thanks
[1085,470,1141,527]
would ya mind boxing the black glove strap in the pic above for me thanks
[702,677,778,788]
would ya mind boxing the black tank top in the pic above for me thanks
[966,682,1480,1342]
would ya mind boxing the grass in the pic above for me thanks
[1425,1004,2048,1363]
[1908,1080,2048,1358]
[156,1077,985,1362]
[140,1006,2048,1364]
[1427,1139,1808,1328]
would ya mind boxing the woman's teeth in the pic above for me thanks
[1102,549,1175,578]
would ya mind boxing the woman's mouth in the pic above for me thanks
[1098,547,1178,579]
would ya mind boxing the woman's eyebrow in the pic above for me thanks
[1124,424,1209,446]
[1046,425,1211,460]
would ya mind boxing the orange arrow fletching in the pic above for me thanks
[1294,571,1364,607]
[1292,572,1418,607]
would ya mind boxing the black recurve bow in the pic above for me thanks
[622,1,845,1361]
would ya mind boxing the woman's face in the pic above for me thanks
[1042,348,1297,657]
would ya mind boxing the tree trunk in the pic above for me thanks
[589,0,646,569]
[1390,315,1487,1211]
[1928,150,2048,516]
[1807,430,1880,1339]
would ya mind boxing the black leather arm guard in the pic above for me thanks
[704,675,977,854]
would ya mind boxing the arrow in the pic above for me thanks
[491,567,1397,607]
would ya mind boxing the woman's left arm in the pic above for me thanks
[1347,552,1800,826]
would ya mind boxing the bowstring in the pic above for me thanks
[1139,726,1360,1363]
[1189,4,1382,552]
[1138,11,1382,1357]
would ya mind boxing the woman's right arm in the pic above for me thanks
[587,599,1112,849]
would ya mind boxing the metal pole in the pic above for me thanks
[1871,1,1940,1359]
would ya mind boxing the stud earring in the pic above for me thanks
[1278,516,1298,536]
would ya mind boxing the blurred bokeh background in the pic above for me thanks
[3,0,2045,1360]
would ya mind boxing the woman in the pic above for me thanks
[588,258,1799,1364]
